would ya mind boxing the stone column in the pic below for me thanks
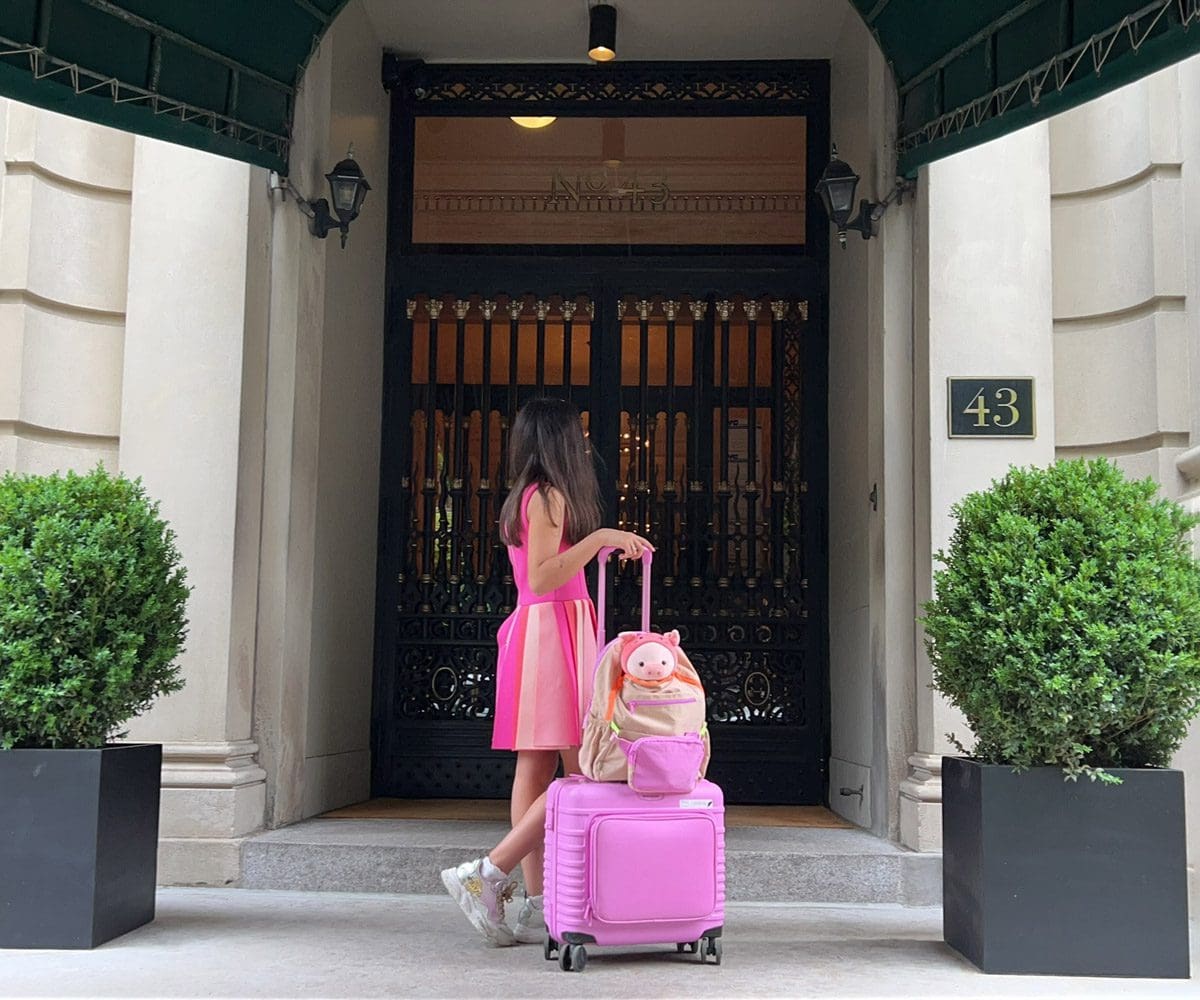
[0,100,131,475]
[1180,49,1200,923]
[1152,52,1200,926]
[901,124,1057,851]
[119,137,270,884]
[250,29,331,831]
[251,0,387,828]
[827,7,918,842]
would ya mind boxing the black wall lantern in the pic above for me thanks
[271,145,371,249]
[816,144,913,249]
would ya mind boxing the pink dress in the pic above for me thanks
[492,484,598,751]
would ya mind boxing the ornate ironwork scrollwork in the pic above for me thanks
[609,295,809,724]
[383,59,819,112]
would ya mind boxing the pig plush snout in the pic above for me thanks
[626,640,675,682]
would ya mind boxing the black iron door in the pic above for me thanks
[372,259,827,804]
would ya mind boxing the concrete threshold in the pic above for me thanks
[242,819,941,905]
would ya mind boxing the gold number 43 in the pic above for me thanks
[964,387,1019,428]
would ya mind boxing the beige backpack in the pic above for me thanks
[579,552,710,793]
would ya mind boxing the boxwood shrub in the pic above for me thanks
[922,458,1200,783]
[0,468,189,749]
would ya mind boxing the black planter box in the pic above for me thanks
[0,743,162,949]
[942,756,1190,978]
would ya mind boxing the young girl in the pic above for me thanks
[440,397,652,947]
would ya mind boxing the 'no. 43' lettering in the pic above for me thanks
[963,386,1019,428]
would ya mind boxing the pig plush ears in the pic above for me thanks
[618,630,682,684]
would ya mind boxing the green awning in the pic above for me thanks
[853,0,1200,175]
[0,0,349,173]
[0,2,1197,175]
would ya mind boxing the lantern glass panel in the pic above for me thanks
[826,176,856,216]
[331,176,359,215]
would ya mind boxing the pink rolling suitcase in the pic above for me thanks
[543,549,725,972]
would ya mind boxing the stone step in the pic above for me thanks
[242,819,941,906]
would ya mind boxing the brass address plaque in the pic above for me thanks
[947,378,1035,438]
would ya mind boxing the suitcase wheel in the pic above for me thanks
[695,935,722,966]
[544,935,558,961]
[558,942,587,972]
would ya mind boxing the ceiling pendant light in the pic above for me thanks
[510,116,558,129]
[588,4,617,62]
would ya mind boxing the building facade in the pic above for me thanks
[1,1,1198,907]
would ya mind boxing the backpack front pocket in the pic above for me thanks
[623,734,706,795]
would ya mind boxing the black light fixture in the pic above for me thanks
[309,147,371,248]
[273,145,372,249]
[588,3,617,62]
[815,145,873,248]
[816,143,914,249]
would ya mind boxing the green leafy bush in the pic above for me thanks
[0,468,189,749]
[921,458,1200,783]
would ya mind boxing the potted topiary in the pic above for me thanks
[922,458,1200,979]
[0,468,188,949]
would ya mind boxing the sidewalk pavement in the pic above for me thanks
[0,888,1195,999]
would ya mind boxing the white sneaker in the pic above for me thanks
[513,894,545,944]
[440,858,517,947]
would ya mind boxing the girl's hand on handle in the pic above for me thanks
[527,515,652,597]
[599,529,655,561]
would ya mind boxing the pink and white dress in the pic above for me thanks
[491,483,598,751]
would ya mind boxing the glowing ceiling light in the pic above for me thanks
[510,116,558,129]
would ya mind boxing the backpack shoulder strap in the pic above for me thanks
[604,672,625,722]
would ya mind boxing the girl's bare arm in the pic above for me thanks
[526,489,653,596]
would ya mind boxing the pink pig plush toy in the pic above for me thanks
[619,630,683,686]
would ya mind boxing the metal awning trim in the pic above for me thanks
[0,0,354,171]
[897,0,1200,167]
[0,35,291,160]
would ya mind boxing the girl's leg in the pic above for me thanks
[560,747,581,776]
[492,746,582,890]
[509,750,559,895]
[441,749,566,945]
[490,789,549,879]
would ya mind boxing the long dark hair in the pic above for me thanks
[500,397,602,547]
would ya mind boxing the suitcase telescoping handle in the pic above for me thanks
[595,546,653,652]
